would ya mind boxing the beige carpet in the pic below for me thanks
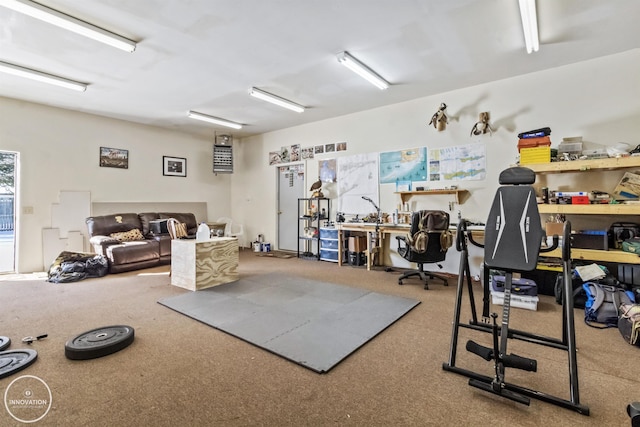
[0,252,638,426]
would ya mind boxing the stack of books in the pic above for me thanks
[518,127,552,164]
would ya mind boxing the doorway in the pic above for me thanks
[277,164,304,252]
[0,151,17,273]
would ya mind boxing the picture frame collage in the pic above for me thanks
[99,146,187,177]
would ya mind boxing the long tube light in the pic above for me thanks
[337,51,389,90]
[518,0,539,54]
[249,87,305,113]
[187,111,243,130]
[0,60,87,91]
[0,0,137,52]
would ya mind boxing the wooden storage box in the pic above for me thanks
[545,222,565,237]
[171,238,239,291]
[348,236,367,252]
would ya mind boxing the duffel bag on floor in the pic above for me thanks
[618,303,640,346]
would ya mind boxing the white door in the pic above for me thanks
[0,151,17,273]
[277,164,304,251]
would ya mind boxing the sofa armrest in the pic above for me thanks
[89,235,120,255]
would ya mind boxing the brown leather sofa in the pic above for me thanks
[85,212,198,273]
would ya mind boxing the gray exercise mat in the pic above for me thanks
[158,272,420,373]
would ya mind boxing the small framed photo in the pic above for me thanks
[163,156,187,177]
[99,147,129,169]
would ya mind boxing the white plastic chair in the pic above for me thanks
[216,217,245,249]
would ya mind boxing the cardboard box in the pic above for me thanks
[613,171,640,200]
[545,222,565,237]
[348,236,367,252]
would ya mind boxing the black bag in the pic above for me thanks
[491,276,537,296]
[609,222,640,249]
[554,273,588,309]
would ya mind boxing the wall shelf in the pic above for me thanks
[544,247,640,264]
[532,156,640,265]
[525,156,640,173]
[394,189,469,204]
[538,204,640,215]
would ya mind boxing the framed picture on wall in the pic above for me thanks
[163,156,187,177]
[99,147,129,169]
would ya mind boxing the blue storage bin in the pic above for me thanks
[320,228,339,239]
[320,248,339,262]
[320,239,340,249]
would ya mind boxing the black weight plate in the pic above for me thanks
[0,349,38,379]
[0,336,10,351]
[65,325,134,360]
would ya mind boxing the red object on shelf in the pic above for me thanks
[572,195,590,205]
[518,136,551,152]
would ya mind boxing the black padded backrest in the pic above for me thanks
[499,166,535,185]
[483,185,542,272]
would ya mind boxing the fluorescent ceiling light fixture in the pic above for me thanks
[337,51,389,90]
[187,111,243,130]
[249,87,305,113]
[0,60,87,91]
[0,0,137,52]
[518,0,539,54]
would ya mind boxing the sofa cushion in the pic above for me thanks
[159,212,198,235]
[106,241,159,264]
[110,228,145,242]
[86,213,142,237]
[138,212,160,236]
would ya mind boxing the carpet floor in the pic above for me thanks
[0,251,638,426]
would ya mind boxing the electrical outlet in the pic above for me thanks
[23,206,34,214]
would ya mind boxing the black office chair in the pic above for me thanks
[396,210,453,289]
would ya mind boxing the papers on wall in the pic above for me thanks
[337,153,379,215]
[379,147,427,184]
[429,143,486,181]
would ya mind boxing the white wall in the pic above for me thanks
[234,49,640,275]
[2,50,638,273]
[0,99,232,273]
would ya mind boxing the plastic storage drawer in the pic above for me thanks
[319,228,339,239]
[320,248,339,262]
[320,239,340,250]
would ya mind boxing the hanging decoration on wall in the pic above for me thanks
[428,102,449,131]
[470,111,493,136]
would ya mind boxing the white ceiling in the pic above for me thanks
[1,0,639,139]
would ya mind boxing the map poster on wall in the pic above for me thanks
[379,147,427,184]
[429,143,486,181]
[337,153,379,215]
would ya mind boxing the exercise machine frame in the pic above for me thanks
[442,219,589,415]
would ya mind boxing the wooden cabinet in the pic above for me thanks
[529,157,640,264]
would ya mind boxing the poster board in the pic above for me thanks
[337,153,379,215]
